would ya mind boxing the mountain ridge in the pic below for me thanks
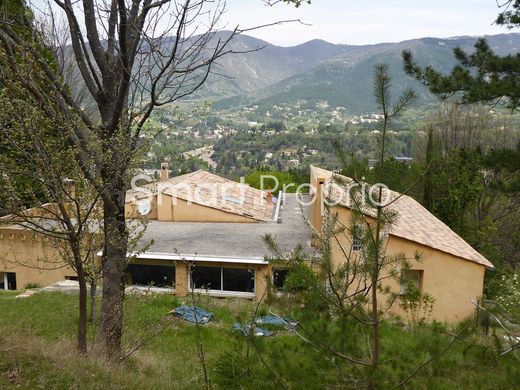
[199,32,520,113]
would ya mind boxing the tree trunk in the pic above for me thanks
[99,196,128,357]
[76,257,88,353]
[371,278,380,366]
[89,277,97,323]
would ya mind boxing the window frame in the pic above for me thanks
[351,223,364,252]
[127,263,176,288]
[399,269,423,295]
[189,264,256,297]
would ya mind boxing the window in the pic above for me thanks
[273,269,289,291]
[400,270,423,295]
[0,272,16,290]
[191,266,221,290]
[191,265,255,293]
[127,264,175,288]
[223,268,255,292]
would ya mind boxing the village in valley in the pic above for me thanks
[0,0,520,389]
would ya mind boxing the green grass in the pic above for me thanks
[0,291,519,389]
[0,291,279,389]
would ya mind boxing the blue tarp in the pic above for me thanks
[233,323,273,337]
[173,306,213,324]
[254,316,298,329]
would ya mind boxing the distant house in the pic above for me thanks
[395,156,413,164]
[309,165,493,323]
[368,156,413,169]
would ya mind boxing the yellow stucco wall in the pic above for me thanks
[175,261,190,296]
[329,206,486,323]
[0,227,75,289]
[125,196,158,219]
[255,264,272,301]
[125,194,257,223]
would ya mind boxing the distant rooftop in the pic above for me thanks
[131,194,312,261]
[126,170,275,222]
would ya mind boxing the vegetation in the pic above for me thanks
[244,169,308,193]
[1,0,520,387]
[1,291,520,389]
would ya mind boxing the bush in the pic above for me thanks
[495,272,520,321]
[284,263,316,292]
[23,282,42,289]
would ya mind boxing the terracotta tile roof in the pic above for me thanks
[126,170,275,222]
[311,165,493,268]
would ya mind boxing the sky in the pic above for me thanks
[29,0,512,47]
[222,0,510,46]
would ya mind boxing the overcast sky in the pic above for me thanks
[29,0,512,47]
[223,0,510,46]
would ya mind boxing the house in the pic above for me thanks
[124,165,312,300]
[0,209,80,290]
[126,191,311,300]
[0,167,312,300]
[0,164,493,323]
[309,165,493,323]
[125,164,274,223]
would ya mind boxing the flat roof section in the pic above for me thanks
[132,193,312,260]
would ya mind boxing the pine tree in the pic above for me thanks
[402,2,520,110]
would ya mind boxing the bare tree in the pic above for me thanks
[0,0,294,356]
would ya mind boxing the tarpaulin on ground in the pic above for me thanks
[172,306,213,324]
[232,323,273,337]
[254,316,298,329]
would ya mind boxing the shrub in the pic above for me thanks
[495,272,520,321]
[284,263,316,292]
[24,282,43,289]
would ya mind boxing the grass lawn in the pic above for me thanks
[0,290,280,389]
[0,290,519,389]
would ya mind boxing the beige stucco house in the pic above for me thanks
[125,163,274,223]
[0,166,307,298]
[123,164,309,301]
[309,165,493,323]
[0,164,493,324]
[0,220,76,290]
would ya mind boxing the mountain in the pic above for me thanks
[184,33,353,99]
[66,31,520,114]
[192,32,520,114]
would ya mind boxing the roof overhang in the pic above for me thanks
[97,250,269,265]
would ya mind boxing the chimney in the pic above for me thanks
[266,190,273,203]
[62,178,75,200]
[160,162,169,182]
